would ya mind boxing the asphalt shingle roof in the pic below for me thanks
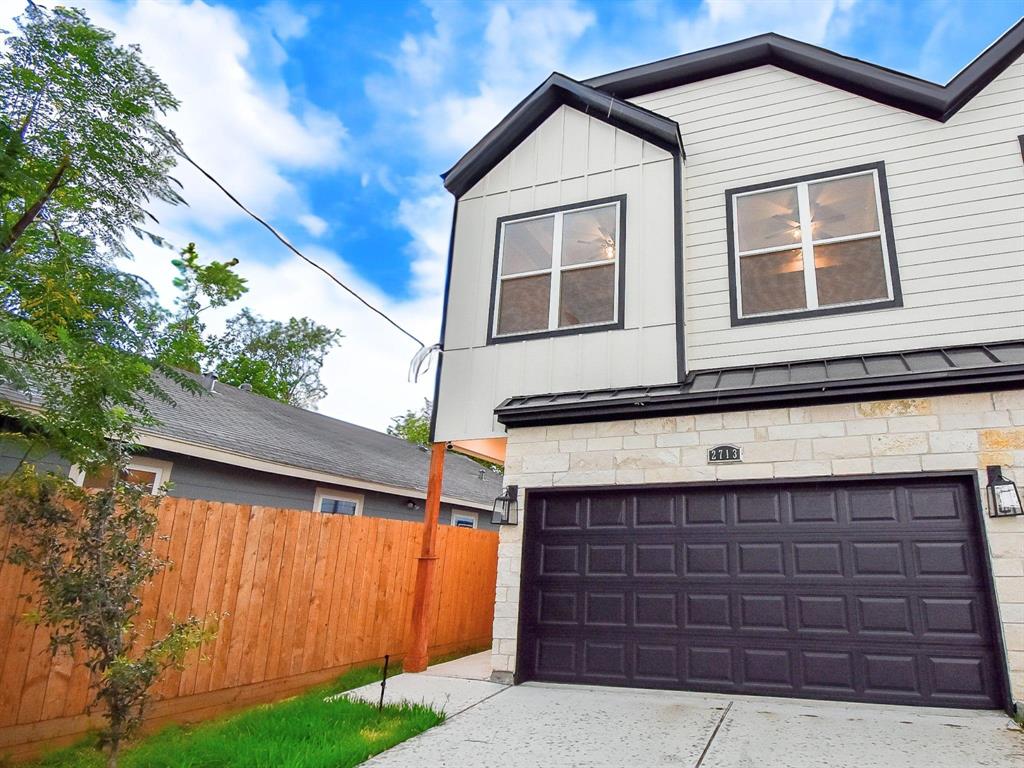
[142,373,503,507]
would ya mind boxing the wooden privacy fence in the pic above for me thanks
[0,498,499,758]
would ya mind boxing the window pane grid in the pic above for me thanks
[494,201,620,338]
[810,230,882,247]
[734,170,892,318]
[497,267,552,281]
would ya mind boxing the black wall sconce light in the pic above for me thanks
[986,466,1023,518]
[491,484,519,526]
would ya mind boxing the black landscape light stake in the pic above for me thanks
[379,654,390,711]
[491,484,519,526]
[986,465,1023,517]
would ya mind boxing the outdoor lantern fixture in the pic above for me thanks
[492,484,519,526]
[986,466,1023,518]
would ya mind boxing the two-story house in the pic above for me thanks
[432,23,1024,713]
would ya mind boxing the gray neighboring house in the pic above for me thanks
[1,374,503,530]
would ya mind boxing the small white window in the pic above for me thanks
[730,166,898,321]
[492,197,623,339]
[70,457,172,495]
[451,510,479,529]
[313,488,364,516]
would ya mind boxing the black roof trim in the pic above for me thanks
[495,340,1024,427]
[442,72,683,198]
[585,21,1024,121]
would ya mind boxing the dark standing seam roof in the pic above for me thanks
[138,373,502,507]
[495,341,1024,427]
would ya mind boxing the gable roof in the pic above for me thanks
[442,72,683,198]
[135,373,502,508]
[495,340,1024,427]
[441,20,1023,200]
[584,20,1024,120]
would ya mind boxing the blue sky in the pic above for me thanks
[4,0,1020,428]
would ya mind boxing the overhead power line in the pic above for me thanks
[172,144,426,349]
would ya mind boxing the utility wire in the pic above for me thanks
[172,143,426,348]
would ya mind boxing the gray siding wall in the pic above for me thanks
[0,439,68,476]
[0,442,496,531]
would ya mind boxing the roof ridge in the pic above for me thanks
[582,18,1024,118]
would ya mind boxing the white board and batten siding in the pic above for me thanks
[630,59,1024,371]
[435,57,1024,443]
[435,105,679,441]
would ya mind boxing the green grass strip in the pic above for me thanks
[17,664,444,768]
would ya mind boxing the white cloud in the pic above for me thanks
[86,0,345,233]
[258,0,310,42]
[233,250,439,423]
[124,230,438,428]
[667,0,859,51]
[298,213,329,238]
[397,186,453,298]
[367,1,598,159]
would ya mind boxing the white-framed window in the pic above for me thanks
[69,457,173,495]
[491,196,624,340]
[313,488,364,516]
[728,164,899,322]
[450,510,479,529]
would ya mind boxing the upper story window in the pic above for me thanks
[489,196,625,342]
[727,163,901,325]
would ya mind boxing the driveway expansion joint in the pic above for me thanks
[693,700,733,768]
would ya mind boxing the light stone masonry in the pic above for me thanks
[493,389,1024,703]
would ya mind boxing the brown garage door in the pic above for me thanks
[518,476,1006,709]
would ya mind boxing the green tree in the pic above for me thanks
[0,2,191,465]
[0,7,208,765]
[206,308,343,408]
[0,4,182,257]
[156,243,248,373]
[387,399,431,447]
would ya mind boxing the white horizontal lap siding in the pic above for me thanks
[633,60,1024,370]
[435,105,680,442]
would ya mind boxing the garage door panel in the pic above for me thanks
[531,483,978,532]
[525,631,1002,707]
[532,537,986,585]
[520,478,1004,708]
[530,585,995,645]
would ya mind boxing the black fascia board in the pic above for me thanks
[584,21,1024,122]
[494,365,1024,428]
[442,72,683,198]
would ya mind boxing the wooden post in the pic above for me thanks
[405,441,446,672]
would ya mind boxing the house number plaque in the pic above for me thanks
[707,444,742,464]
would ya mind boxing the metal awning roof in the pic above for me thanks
[495,340,1024,427]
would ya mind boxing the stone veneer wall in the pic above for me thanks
[493,389,1024,703]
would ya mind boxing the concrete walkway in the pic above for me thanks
[343,652,506,717]
[351,658,1023,768]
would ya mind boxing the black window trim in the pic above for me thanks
[725,161,903,327]
[486,194,627,345]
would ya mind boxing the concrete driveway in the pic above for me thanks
[347,654,1022,768]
